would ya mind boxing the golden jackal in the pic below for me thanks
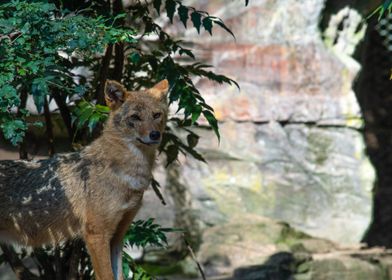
[0,79,169,280]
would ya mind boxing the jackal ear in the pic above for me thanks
[105,80,127,110]
[149,79,169,102]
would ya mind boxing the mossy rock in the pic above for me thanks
[307,257,387,280]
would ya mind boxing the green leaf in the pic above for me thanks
[383,0,392,12]
[187,133,199,149]
[122,259,130,280]
[112,13,126,25]
[133,265,153,280]
[87,113,101,133]
[202,16,213,35]
[179,48,195,59]
[181,144,206,163]
[1,119,27,145]
[129,52,141,64]
[31,79,48,113]
[166,144,179,166]
[191,104,202,123]
[124,219,179,248]
[32,121,44,128]
[178,5,189,28]
[165,0,176,23]
[73,101,108,132]
[96,105,111,113]
[153,0,162,15]
[0,85,19,110]
[78,106,94,127]
[211,17,236,39]
[367,6,382,19]
[74,85,86,96]
[376,0,392,19]
[191,11,202,33]
[203,110,220,141]
[17,68,26,76]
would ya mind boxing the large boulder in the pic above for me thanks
[175,121,373,244]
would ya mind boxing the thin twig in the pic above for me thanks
[183,234,206,280]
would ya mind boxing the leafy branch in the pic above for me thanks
[369,0,392,19]
[152,0,235,38]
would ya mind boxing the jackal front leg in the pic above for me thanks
[85,232,115,280]
[111,208,141,280]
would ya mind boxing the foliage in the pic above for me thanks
[125,218,179,248]
[0,0,247,278]
[117,0,240,165]
[370,0,392,19]
[122,218,180,279]
[0,1,135,144]
[0,0,239,163]
[370,2,392,81]
[73,100,110,133]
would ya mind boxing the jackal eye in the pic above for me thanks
[130,114,141,121]
[153,112,162,119]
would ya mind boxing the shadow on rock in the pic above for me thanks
[232,252,296,280]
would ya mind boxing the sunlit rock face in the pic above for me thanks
[139,0,374,265]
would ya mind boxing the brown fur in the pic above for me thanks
[0,80,169,280]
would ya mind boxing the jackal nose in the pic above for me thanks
[149,131,161,141]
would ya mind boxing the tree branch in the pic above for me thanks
[183,235,206,280]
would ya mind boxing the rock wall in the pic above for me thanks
[137,0,375,276]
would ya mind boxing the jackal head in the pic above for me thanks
[104,80,169,146]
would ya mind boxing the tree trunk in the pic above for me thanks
[53,90,74,140]
[17,89,28,160]
[355,16,392,247]
[96,44,113,105]
[43,98,55,157]
[113,0,125,82]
